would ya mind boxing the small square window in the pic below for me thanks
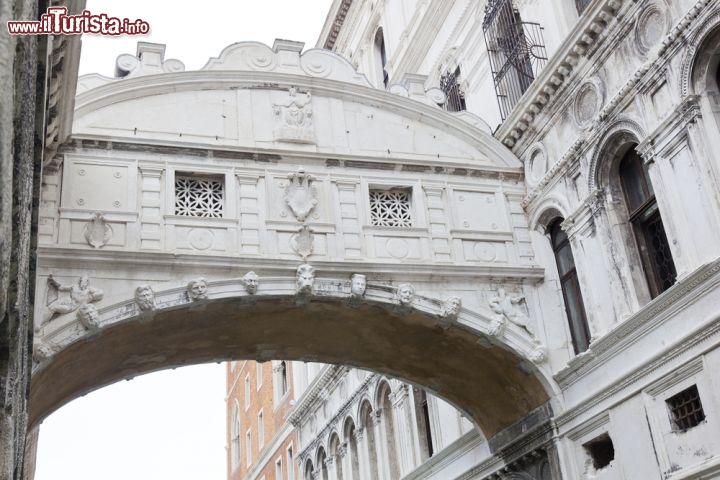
[369,188,412,227]
[174,174,224,218]
[666,385,705,432]
[583,433,614,470]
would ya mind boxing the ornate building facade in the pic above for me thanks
[8,0,720,479]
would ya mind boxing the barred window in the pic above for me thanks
[369,189,412,227]
[174,174,224,218]
[667,385,705,432]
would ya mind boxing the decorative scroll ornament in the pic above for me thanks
[272,86,315,143]
[290,225,315,260]
[284,168,318,222]
[84,212,113,248]
[186,278,208,301]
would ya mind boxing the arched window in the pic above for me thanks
[549,218,590,354]
[618,149,676,298]
[317,448,329,480]
[304,460,314,480]
[280,361,288,395]
[379,384,400,479]
[231,402,241,470]
[329,434,344,480]
[374,28,389,88]
[360,402,380,479]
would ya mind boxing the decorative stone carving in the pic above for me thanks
[291,225,315,260]
[77,303,101,330]
[242,271,259,295]
[347,273,367,307]
[33,341,56,363]
[83,212,113,248]
[115,42,185,78]
[488,316,506,337]
[272,87,315,143]
[296,264,316,301]
[439,296,462,329]
[489,287,533,336]
[186,278,208,301]
[284,168,318,222]
[395,283,415,311]
[134,285,156,311]
[574,81,602,127]
[635,3,667,54]
[43,274,104,328]
[528,342,548,364]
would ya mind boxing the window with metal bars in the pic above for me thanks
[618,149,677,298]
[440,67,466,112]
[369,189,412,227]
[666,385,706,432]
[174,174,224,218]
[483,0,548,121]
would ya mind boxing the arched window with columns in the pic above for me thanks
[304,459,314,480]
[617,147,676,298]
[329,433,344,480]
[317,447,329,480]
[344,419,361,480]
[549,218,590,353]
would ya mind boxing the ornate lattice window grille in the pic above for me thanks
[440,67,466,112]
[369,189,412,227]
[483,0,548,121]
[666,385,706,432]
[174,174,224,218]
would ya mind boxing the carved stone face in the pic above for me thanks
[79,275,89,290]
[350,274,367,297]
[187,278,208,301]
[442,296,462,317]
[243,271,259,294]
[296,264,315,293]
[397,284,414,305]
[135,285,155,311]
[77,303,99,328]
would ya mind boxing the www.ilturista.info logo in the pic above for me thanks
[7,7,150,35]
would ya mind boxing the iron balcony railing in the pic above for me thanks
[440,67,466,112]
[483,0,548,122]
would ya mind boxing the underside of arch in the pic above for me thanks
[30,297,549,438]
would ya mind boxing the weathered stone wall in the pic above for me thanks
[0,1,45,479]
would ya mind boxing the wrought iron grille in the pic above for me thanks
[483,0,548,121]
[666,385,705,431]
[575,0,594,15]
[440,67,466,112]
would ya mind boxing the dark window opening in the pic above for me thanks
[374,28,389,88]
[583,433,614,470]
[618,149,677,298]
[550,219,590,354]
[414,389,434,459]
[483,0,548,121]
[440,67,466,112]
[667,385,706,432]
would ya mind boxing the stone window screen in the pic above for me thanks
[666,385,705,431]
[174,174,224,218]
[369,189,412,227]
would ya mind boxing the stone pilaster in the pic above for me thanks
[423,186,452,261]
[139,166,163,250]
[336,181,362,258]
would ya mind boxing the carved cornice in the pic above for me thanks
[554,258,720,390]
[317,0,354,50]
[636,94,703,159]
[289,365,345,427]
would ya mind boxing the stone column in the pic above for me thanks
[370,411,387,480]
[355,428,370,480]
[340,443,354,480]
[326,454,339,480]
[389,385,416,475]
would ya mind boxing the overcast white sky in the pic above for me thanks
[35,1,333,479]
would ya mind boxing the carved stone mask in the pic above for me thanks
[77,303,99,327]
[397,284,414,305]
[135,285,155,311]
[243,272,259,294]
[187,278,208,301]
[350,274,367,296]
[296,264,315,292]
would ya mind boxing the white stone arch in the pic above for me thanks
[528,194,573,233]
[679,6,720,97]
[587,116,647,193]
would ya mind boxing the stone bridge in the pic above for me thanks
[32,40,570,447]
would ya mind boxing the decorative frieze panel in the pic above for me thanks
[451,189,509,233]
[64,162,131,212]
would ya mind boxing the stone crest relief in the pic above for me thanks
[284,169,318,222]
[84,212,113,248]
[272,86,315,144]
[290,225,315,260]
